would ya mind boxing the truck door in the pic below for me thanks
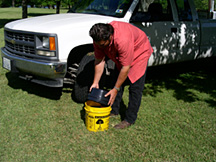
[173,0,200,60]
[130,0,200,66]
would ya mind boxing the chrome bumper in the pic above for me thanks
[1,47,67,87]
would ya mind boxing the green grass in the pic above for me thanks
[0,8,216,162]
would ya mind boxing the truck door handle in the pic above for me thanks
[171,27,177,33]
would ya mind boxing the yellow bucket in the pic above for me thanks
[84,100,112,132]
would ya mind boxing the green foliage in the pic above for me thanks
[0,0,79,8]
[194,0,209,10]
[0,0,11,7]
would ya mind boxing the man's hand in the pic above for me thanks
[89,83,99,92]
[104,65,130,106]
[105,88,118,106]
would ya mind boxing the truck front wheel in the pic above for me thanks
[73,54,95,103]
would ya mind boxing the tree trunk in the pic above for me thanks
[12,0,15,7]
[56,1,61,14]
[22,0,28,18]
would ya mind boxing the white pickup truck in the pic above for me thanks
[1,0,216,102]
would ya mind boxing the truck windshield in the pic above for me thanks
[68,0,133,18]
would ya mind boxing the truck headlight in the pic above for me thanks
[49,37,56,51]
[42,36,56,51]
[42,37,49,49]
[36,35,57,57]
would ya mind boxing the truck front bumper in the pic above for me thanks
[1,47,67,87]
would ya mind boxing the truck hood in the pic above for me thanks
[5,13,120,33]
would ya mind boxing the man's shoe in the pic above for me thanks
[114,120,132,129]
[110,113,119,118]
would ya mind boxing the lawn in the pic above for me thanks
[0,8,216,162]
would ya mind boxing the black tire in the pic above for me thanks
[73,54,95,103]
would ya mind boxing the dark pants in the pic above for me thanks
[111,70,147,124]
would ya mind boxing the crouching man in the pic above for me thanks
[89,21,153,129]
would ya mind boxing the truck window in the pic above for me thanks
[68,0,133,18]
[175,0,192,21]
[130,0,173,22]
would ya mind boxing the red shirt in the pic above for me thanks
[94,21,153,83]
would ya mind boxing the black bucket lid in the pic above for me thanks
[87,88,110,106]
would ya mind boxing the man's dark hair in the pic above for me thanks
[89,23,114,42]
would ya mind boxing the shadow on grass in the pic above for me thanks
[0,19,19,28]
[6,73,62,100]
[28,13,55,17]
[144,57,216,108]
[4,57,216,108]
[80,106,85,124]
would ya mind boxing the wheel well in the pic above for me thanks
[64,44,94,85]
[67,44,94,67]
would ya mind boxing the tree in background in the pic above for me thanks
[22,0,28,18]
[56,0,61,14]
[194,0,209,11]
[64,0,79,9]
[0,0,11,7]
[0,0,69,8]
[0,0,80,17]
[12,0,15,7]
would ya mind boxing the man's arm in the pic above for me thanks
[89,57,105,91]
[105,65,130,106]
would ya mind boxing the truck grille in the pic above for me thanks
[5,41,35,54]
[5,30,35,55]
[6,31,34,42]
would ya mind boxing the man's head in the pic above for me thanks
[89,23,114,48]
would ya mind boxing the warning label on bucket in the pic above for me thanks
[96,119,104,124]
[86,116,110,132]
